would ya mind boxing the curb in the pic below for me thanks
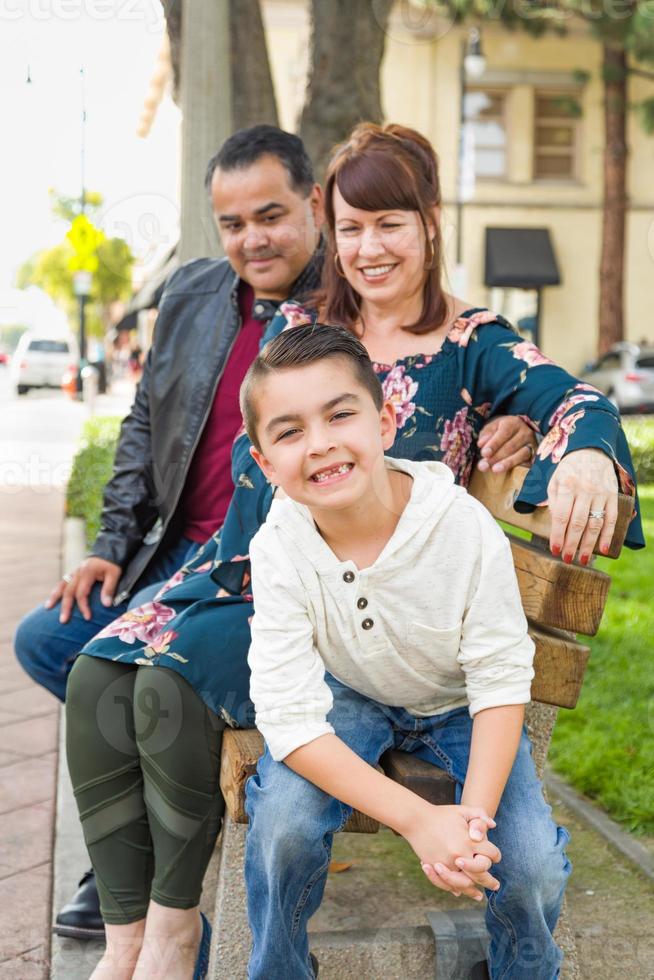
[51,518,104,978]
[545,770,654,884]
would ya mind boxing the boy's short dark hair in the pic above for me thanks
[205,124,315,196]
[240,324,384,451]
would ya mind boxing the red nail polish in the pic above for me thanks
[601,543,609,556]
[580,554,588,566]
[551,544,561,557]
[563,553,572,564]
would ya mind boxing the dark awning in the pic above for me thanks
[484,228,560,289]
[128,246,179,314]
[113,246,178,333]
[114,310,138,333]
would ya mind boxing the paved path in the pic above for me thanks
[0,485,63,978]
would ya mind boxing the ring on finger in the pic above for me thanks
[589,509,605,520]
[524,444,536,464]
[62,572,74,584]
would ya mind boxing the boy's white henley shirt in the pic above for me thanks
[248,458,535,762]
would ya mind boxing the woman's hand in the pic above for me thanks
[477,416,537,474]
[547,449,618,563]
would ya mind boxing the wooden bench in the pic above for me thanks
[209,466,633,979]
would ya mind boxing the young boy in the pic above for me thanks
[240,324,571,980]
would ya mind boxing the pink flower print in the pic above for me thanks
[574,382,602,395]
[615,461,635,498]
[146,630,178,655]
[381,364,418,428]
[192,561,213,574]
[511,341,555,368]
[440,407,474,479]
[95,601,175,645]
[448,310,497,348]
[537,410,585,465]
[279,302,313,331]
[518,413,540,433]
[154,569,185,599]
[460,388,472,405]
[548,393,600,430]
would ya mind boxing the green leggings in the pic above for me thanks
[65,656,225,924]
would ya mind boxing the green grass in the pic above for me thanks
[623,417,654,484]
[66,416,121,547]
[549,484,654,835]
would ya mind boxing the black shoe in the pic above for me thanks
[310,952,319,977]
[470,960,490,980]
[53,869,105,940]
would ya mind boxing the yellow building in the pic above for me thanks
[262,1,654,373]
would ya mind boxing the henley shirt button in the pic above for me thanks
[357,597,368,609]
[343,571,355,583]
[254,303,264,314]
[361,618,374,630]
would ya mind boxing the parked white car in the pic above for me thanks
[580,342,654,414]
[11,332,79,395]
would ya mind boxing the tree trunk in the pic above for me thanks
[598,43,628,355]
[162,0,278,126]
[230,0,279,128]
[299,0,394,179]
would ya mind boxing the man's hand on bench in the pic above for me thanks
[46,557,122,623]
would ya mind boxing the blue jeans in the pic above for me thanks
[14,536,201,702]
[245,675,571,980]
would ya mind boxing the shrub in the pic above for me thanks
[66,416,121,546]
[623,416,654,484]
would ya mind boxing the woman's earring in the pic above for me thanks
[425,237,435,270]
[334,253,346,278]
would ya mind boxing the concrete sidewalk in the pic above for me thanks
[0,485,63,978]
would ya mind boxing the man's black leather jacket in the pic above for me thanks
[91,251,322,604]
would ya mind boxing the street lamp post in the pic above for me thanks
[78,67,88,371]
[455,28,486,294]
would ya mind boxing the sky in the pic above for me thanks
[0,2,181,332]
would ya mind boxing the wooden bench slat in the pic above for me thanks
[468,465,633,559]
[219,729,381,831]
[509,535,611,636]
[380,750,455,806]
[529,625,590,709]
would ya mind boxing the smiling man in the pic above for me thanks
[14,124,325,940]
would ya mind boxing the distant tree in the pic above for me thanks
[17,190,134,338]
[162,0,394,177]
[435,0,654,354]
[299,0,394,178]
[162,0,279,127]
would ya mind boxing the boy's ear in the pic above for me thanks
[249,445,276,482]
[380,400,398,451]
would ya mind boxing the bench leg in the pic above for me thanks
[525,702,579,980]
[208,813,250,980]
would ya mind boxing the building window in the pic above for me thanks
[533,93,580,180]
[464,89,507,179]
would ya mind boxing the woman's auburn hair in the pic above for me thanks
[318,122,448,336]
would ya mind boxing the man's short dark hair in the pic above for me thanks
[240,324,384,451]
[205,124,315,196]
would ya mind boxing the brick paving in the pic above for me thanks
[0,486,63,978]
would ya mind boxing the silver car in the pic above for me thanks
[580,343,654,414]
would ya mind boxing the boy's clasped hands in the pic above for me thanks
[406,803,501,902]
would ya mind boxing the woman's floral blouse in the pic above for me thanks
[80,305,643,723]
